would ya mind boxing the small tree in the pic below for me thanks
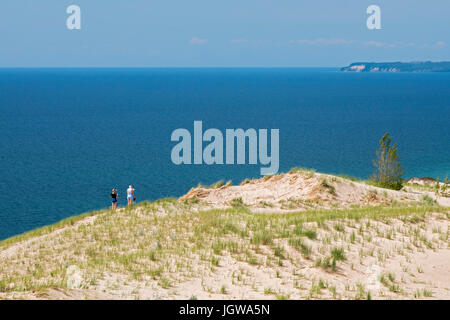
[435,176,440,197]
[371,132,404,190]
[442,174,448,196]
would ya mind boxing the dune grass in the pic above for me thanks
[0,208,108,250]
[0,194,447,298]
[0,155,448,298]
[1,165,449,299]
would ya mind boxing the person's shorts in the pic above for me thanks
[127,195,133,200]
[112,199,117,203]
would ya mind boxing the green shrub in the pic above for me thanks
[209,180,225,189]
[331,247,346,261]
[230,197,246,208]
[288,237,311,258]
[370,132,404,190]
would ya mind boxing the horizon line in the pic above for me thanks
[0,66,341,69]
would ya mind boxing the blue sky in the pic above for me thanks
[0,0,449,67]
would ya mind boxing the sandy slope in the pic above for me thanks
[181,172,424,209]
[0,172,448,300]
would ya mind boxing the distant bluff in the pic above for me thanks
[340,61,450,72]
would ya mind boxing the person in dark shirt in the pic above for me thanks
[111,188,118,211]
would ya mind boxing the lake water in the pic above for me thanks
[0,68,449,240]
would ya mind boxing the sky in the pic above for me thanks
[0,0,449,67]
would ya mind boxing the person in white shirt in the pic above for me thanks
[126,185,135,206]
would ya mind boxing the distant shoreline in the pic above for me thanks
[341,61,450,73]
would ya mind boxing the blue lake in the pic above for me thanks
[0,68,449,239]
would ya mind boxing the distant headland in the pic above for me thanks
[340,61,450,72]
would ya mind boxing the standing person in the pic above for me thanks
[127,185,135,206]
[111,188,118,211]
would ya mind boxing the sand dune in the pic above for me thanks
[0,171,448,300]
[181,171,424,209]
